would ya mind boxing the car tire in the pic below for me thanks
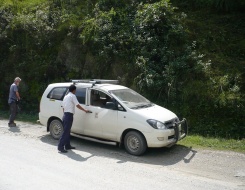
[49,119,63,140]
[124,131,147,156]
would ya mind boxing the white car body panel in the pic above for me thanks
[39,82,187,148]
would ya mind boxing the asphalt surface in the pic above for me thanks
[0,119,244,190]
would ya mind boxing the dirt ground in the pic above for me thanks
[0,119,244,190]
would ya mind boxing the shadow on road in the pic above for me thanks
[8,126,21,133]
[61,150,94,162]
[40,134,197,166]
[40,135,95,161]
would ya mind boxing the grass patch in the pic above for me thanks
[178,135,245,153]
[1,0,47,6]
[0,110,38,123]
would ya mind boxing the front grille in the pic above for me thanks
[165,118,179,129]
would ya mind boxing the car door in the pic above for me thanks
[46,87,68,120]
[83,89,118,141]
[71,87,88,134]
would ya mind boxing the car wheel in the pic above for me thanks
[49,119,63,140]
[124,131,147,156]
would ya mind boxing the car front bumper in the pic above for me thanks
[144,118,188,148]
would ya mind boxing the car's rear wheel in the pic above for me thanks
[124,131,147,156]
[49,119,63,140]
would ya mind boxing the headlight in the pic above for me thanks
[147,119,167,130]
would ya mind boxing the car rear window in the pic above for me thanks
[47,87,68,100]
[75,88,86,104]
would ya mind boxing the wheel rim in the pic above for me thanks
[51,121,62,138]
[127,135,140,152]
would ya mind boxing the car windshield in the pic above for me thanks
[110,89,153,109]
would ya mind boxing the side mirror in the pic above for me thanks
[105,102,116,110]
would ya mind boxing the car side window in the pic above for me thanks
[47,87,68,100]
[90,90,113,109]
[75,88,86,104]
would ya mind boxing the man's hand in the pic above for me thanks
[85,110,92,113]
[76,104,92,113]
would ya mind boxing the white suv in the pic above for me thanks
[39,79,188,155]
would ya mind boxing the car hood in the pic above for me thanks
[131,104,177,122]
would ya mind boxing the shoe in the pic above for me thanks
[58,149,68,153]
[65,146,76,150]
[8,123,16,127]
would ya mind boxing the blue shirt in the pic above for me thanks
[8,83,18,104]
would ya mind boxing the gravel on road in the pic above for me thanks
[0,119,244,190]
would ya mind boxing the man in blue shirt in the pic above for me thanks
[8,77,21,127]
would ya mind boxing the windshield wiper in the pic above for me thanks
[131,103,153,109]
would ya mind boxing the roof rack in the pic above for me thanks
[71,79,119,86]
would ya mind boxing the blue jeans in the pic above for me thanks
[58,112,73,150]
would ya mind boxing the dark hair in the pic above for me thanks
[69,85,76,92]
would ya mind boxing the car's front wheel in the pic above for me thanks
[124,131,147,156]
[49,119,63,140]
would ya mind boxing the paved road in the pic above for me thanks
[0,120,244,190]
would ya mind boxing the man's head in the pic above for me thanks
[14,77,21,86]
[69,85,76,94]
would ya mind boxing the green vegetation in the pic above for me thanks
[0,111,38,123]
[0,0,244,139]
[178,135,245,153]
